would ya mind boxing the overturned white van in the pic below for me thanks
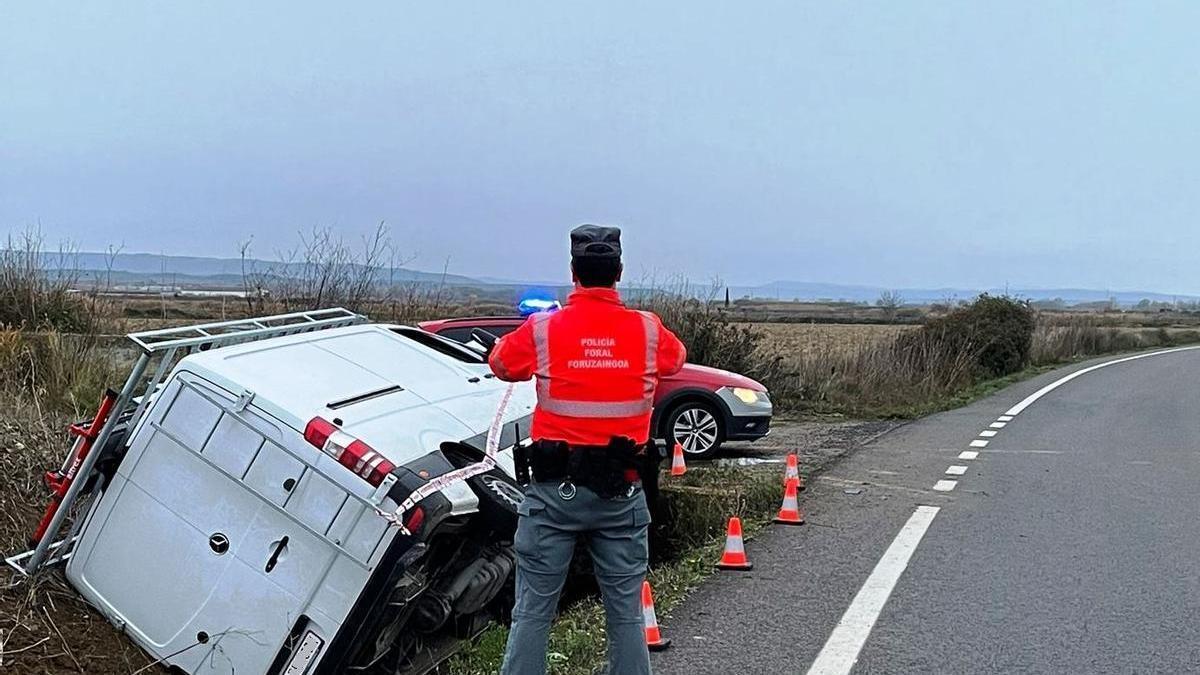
[11,309,535,674]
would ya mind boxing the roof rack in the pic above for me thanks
[128,307,364,351]
[10,307,368,576]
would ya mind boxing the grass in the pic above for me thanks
[0,393,157,674]
[749,319,1200,418]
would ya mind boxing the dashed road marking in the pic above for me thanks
[980,430,998,437]
[807,506,941,675]
[932,479,957,492]
[970,439,989,448]
[998,415,1014,421]
[958,450,979,460]
[945,465,968,476]
[990,422,1006,428]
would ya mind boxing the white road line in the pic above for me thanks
[970,439,989,448]
[998,415,1014,422]
[807,506,941,675]
[983,449,1062,454]
[1004,346,1200,417]
[958,450,979,460]
[932,479,957,491]
[945,465,968,476]
[979,430,998,437]
[990,422,1007,428]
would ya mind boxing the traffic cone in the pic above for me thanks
[670,442,687,476]
[774,477,805,525]
[716,516,753,570]
[784,453,804,491]
[642,580,671,651]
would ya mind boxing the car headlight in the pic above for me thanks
[732,387,762,404]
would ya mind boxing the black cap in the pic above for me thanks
[570,224,622,259]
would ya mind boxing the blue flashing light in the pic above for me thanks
[518,297,562,316]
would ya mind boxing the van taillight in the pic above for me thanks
[304,417,396,487]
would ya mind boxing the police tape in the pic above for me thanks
[375,382,517,535]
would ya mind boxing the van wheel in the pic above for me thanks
[664,401,725,459]
[467,469,523,538]
[441,442,524,538]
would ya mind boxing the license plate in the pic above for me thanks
[283,631,324,675]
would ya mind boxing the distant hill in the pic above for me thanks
[727,281,1200,307]
[47,251,484,289]
[43,251,1199,307]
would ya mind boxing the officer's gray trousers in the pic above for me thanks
[500,481,652,675]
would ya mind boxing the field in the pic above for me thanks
[748,322,913,360]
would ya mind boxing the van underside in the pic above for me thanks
[348,516,515,673]
[313,445,525,675]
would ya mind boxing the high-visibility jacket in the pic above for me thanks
[489,286,687,446]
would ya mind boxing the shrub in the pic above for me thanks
[0,231,96,332]
[631,283,796,400]
[914,294,1035,378]
[0,330,121,414]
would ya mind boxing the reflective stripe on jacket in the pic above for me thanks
[488,286,687,445]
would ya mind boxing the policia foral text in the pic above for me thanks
[489,225,687,675]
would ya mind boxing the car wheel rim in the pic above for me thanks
[673,407,718,455]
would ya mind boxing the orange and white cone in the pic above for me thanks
[716,516,753,570]
[774,477,805,525]
[642,580,671,651]
[670,442,687,477]
[784,453,804,491]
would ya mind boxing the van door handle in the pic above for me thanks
[265,536,289,573]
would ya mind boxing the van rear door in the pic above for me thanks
[67,373,389,673]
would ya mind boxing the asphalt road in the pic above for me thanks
[652,347,1200,674]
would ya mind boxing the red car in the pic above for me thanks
[419,315,773,457]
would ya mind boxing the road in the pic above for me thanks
[652,347,1200,674]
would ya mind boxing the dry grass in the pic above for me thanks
[0,330,155,674]
[749,323,914,360]
[1032,320,1200,363]
[744,316,1200,417]
[1,397,157,674]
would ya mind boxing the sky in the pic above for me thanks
[3,2,1200,292]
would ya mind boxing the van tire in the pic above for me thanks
[468,470,523,538]
[440,442,524,538]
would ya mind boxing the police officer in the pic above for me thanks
[489,225,686,675]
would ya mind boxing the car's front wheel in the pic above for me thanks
[664,401,725,459]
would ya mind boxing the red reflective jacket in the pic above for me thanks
[488,286,687,446]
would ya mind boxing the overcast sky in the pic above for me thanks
[3,2,1199,291]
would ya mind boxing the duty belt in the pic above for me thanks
[514,438,643,499]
